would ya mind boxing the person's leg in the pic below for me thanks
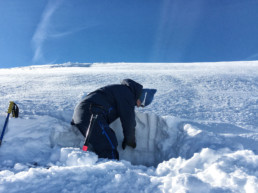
[72,103,91,137]
[95,149,119,160]
[90,116,119,160]
[73,103,119,160]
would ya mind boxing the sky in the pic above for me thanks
[0,0,258,68]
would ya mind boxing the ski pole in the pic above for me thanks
[0,101,14,146]
[82,114,98,151]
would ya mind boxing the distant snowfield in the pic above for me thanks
[0,62,258,192]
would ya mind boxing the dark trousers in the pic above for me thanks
[72,102,119,160]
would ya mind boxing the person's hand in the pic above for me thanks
[130,142,136,149]
[122,138,136,149]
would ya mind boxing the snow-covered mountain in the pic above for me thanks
[0,62,257,192]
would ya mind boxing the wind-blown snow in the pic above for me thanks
[0,62,258,192]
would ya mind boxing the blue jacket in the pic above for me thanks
[81,79,143,146]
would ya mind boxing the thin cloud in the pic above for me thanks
[245,52,258,60]
[32,0,63,64]
[49,25,92,39]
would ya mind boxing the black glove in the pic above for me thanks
[122,138,136,150]
[130,142,136,149]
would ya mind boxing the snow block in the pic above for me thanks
[59,147,98,166]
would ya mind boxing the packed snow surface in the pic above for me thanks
[0,62,258,193]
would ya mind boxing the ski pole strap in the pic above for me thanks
[11,103,19,118]
[82,114,98,151]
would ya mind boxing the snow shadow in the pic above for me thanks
[50,63,92,68]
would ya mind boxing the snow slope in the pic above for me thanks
[0,62,258,193]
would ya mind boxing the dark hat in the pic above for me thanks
[139,89,157,107]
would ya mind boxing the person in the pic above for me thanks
[71,79,156,160]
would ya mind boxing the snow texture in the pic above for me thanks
[0,61,258,193]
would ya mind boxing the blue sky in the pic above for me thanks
[0,0,258,68]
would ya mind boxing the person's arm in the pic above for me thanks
[118,99,136,148]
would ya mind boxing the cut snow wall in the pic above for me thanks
[111,113,180,167]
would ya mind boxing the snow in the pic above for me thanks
[0,61,258,192]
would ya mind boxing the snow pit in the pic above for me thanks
[53,112,234,167]
[2,112,243,168]
[111,112,181,166]
[52,112,181,167]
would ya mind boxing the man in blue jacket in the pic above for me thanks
[71,79,156,160]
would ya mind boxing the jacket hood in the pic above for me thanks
[121,79,143,101]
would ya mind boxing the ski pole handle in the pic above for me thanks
[0,101,15,146]
[7,101,14,114]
